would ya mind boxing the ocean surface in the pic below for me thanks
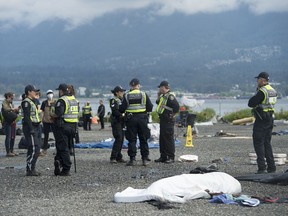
[8,97,287,117]
[62,97,288,116]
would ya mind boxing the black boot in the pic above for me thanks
[26,169,41,176]
[54,160,61,176]
[126,158,136,166]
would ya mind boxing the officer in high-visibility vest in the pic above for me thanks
[82,101,92,130]
[53,83,79,176]
[248,72,278,174]
[155,81,179,164]
[109,85,126,164]
[120,78,153,166]
[22,84,42,176]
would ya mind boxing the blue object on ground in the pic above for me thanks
[74,139,181,149]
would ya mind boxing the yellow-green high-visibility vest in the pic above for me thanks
[60,95,79,123]
[125,89,146,113]
[156,92,175,114]
[259,84,277,112]
[23,98,41,123]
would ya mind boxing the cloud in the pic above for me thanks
[0,0,287,30]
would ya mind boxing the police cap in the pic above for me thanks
[254,72,269,80]
[158,80,170,88]
[25,85,40,95]
[129,78,140,86]
[111,86,126,94]
[56,83,68,91]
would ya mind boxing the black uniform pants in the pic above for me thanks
[110,120,124,160]
[125,114,150,160]
[23,124,41,171]
[83,114,91,130]
[159,115,175,160]
[253,113,276,172]
[54,123,76,172]
[99,116,105,129]
[42,122,56,150]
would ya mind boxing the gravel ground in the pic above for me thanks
[1,122,288,216]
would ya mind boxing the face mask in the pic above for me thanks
[47,94,53,100]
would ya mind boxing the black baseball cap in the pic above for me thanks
[111,86,126,94]
[158,80,170,88]
[129,78,140,86]
[56,83,68,91]
[255,72,269,80]
[25,85,40,94]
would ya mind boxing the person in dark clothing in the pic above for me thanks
[109,86,126,163]
[120,78,153,166]
[67,84,80,144]
[53,83,79,176]
[97,100,105,130]
[22,85,42,176]
[39,90,56,156]
[248,72,278,174]
[155,81,180,164]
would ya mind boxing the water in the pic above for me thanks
[10,97,287,117]
[77,98,287,116]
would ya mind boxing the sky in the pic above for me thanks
[0,0,288,31]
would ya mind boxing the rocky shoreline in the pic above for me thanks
[1,122,288,215]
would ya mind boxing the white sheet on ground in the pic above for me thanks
[114,172,241,203]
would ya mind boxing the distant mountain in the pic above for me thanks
[0,8,287,94]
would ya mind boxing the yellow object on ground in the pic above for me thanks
[232,117,255,125]
[185,125,193,147]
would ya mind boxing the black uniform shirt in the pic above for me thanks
[54,98,66,118]
[97,104,105,117]
[110,97,123,118]
[248,89,265,108]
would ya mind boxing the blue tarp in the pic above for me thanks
[74,139,181,149]
[272,129,288,136]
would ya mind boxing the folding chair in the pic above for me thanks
[175,111,189,139]
[175,112,197,140]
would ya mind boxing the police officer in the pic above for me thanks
[22,85,42,176]
[120,78,153,166]
[248,72,277,174]
[109,86,126,163]
[155,81,180,164]
[54,83,79,176]
[82,101,92,130]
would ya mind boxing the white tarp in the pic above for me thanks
[148,123,160,143]
[114,172,241,203]
[180,96,205,108]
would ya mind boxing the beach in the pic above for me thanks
[1,122,288,216]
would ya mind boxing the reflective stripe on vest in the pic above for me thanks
[156,92,174,114]
[23,98,41,123]
[259,84,277,112]
[125,90,146,113]
[83,106,91,114]
[109,97,122,107]
[61,95,79,123]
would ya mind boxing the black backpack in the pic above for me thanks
[1,108,18,124]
